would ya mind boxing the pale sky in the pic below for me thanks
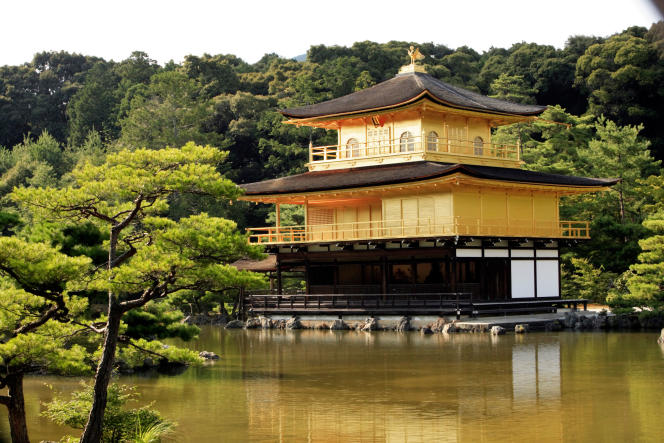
[1,0,661,66]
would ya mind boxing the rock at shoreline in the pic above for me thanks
[261,317,273,329]
[431,318,447,333]
[490,326,506,335]
[330,319,349,330]
[395,316,410,332]
[199,351,220,360]
[658,328,664,345]
[545,321,563,332]
[272,319,287,329]
[245,318,261,329]
[563,311,579,329]
[442,323,457,334]
[361,317,378,332]
[420,326,433,334]
[286,317,302,329]
[184,313,228,326]
[515,324,528,334]
[224,319,244,329]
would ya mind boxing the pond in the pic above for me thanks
[2,328,664,442]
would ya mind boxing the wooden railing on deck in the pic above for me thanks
[310,135,520,163]
[247,218,590,244]
[245,292,473,314]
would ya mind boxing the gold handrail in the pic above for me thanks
[247,218,590,244]
[309,135,520,163]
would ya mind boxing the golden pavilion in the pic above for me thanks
[238,52,616,316]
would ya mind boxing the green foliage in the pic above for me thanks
[0,237,93,377]
[575,27,664,158]
[132,420,175,443]
[12,143,240,224]
[581,117,660,222]
[0,210,20,235]
[119,71,215,149]
[561,257,616,303]
[113,338,201,368]
[123,301,199,341]
[638,173,664,215]
[489,74,536,104]
[621,215,664,310]
[67,62,121,145]
[11,142,266,437]
[0,51,101,147]
[43,383,174,443]
[266,204,305,226]
[0,131,65,198]
[182,54,240,97]
[496,107,661,272]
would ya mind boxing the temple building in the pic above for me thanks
[239,51,617,317]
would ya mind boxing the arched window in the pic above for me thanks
[473,136,484,156]
[426,131,439,152]
[346,138,359,158]
[399,131,415,152]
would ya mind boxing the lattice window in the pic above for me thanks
[367,127,390,155]
[399,131,415,152]
[308,207,334,227]
[474,136,484,155]
[426,131,439,152]
[346,138,360,158]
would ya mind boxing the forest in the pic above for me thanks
[0,23,663,304]
[1,23,664,305]
[1,20,664,443]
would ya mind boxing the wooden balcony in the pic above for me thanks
[308,135,522,170]
[247,218,590,245]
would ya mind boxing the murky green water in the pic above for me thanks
[2,328,664,442]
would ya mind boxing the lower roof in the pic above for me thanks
[231,255,277,272]
[240,162,618,196]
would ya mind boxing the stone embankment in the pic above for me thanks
[221,311,664,335]
[183,313,229,326]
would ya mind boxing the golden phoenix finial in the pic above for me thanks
[408,46,425,65]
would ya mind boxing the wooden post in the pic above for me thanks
[381,256,388,299]
[276,204,281,227]
[304,260,310,295]
[276,263,283,296]
[275,203,281,242]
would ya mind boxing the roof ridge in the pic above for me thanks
[422,74,491,110]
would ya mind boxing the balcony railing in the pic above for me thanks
[247,217,590,244]
[310,135,520,163]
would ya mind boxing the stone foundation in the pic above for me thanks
[232,310,664,334]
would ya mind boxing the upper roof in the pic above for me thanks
[241,161,618,196]
[280,72,547,119]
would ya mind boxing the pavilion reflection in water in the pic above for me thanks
[239,332,562,442]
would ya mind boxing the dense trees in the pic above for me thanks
[0,238,91,443]
[12,144,264,441]
[0,25,662,283]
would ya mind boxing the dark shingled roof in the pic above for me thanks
[281,72,547,119]
[241,162,618,196]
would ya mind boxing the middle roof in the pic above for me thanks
[241,161,618,196]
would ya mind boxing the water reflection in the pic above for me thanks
[240,332,566,442]
[2,330,663,442]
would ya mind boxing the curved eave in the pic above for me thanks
[239,172,617,203]
[281,92,546,125]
